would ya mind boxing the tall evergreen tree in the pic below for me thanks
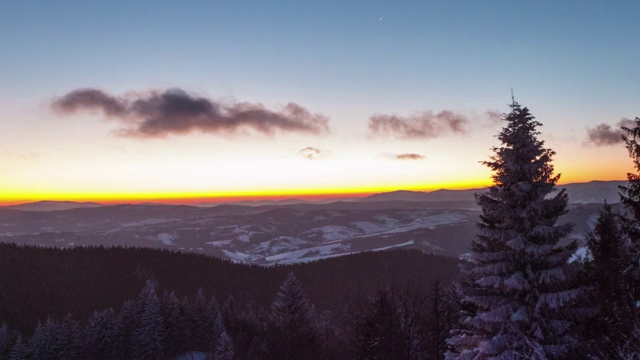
[160,290,189,357]
[584,202,638,358]
[28,318,59,360]
[316,310,344,360]
[55,314,82,359]
[427,281,459,360]
[189,288,216,351]
[84,308,118,359]
[8,334,27,360]
[0,324,12,360]
[213,313,235,360]
[447,101,588,359]
[352,290,402,360]
[114,298,141,358]
[266,272,319,360]
[222,298,267,360]
[207,295,222,355]
[619,117,640,300]
[619,117,640,220]
[351,288,427,360]
[131,279,165,360]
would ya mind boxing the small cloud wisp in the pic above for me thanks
[396,153,425,160]
[299,147,331,160]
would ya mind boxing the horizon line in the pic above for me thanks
[0,179,626,207]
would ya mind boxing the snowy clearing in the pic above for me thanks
[156,233,176,246]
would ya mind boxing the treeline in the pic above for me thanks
[0,269,459,359]
[0,244,459,335]
[0,243,458,330]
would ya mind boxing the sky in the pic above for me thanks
[1,1,639,204]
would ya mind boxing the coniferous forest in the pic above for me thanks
[0,246,459,360]
[2,103,640,359]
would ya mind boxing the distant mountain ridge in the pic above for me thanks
[5,200,103,212]
[359,189,479,203]
[557,180,625,204]
[3,180,625,211]
[360,180,626,205]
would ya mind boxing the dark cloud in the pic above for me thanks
[396,153,425,160]
[52,88,330,138]
[586,118,637,146]
[299,147,331,160]
[52,88,128,117]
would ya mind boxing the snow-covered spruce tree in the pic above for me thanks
[316,310,345,360]
[214,331,235,360]
[206,295,223,355]
[427,281,459,360]
[222,296,268,360]
[32,318,58,359]
[213,313,235,360]
[351,287,428,360]
[84,307,118,359]
[266,272,319,360]
[619,117,640,300]
[131,279,166,360]
[8,334,27,360]
[28,318,59,360]
[189,288,216,352]
[447,101,588,359]
[352,289,406,360]
[160,290,190,357]
[55,313,82,359]
[114,298,141,358]
[583,202,638,358]
[0,324,13,359]
[619,117,640,220]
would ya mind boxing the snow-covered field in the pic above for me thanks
[155,233,176,246]
[0,200,606,265]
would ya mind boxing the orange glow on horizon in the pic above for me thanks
[1,178,496,206]
[1,175,629,207]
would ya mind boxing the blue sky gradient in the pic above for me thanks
[1,1,639,202]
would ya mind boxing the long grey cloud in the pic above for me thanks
[52,88,330,138]
[368,110,498,139]
[586,118,637,146]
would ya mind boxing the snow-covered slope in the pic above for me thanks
[0,203,479,265]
